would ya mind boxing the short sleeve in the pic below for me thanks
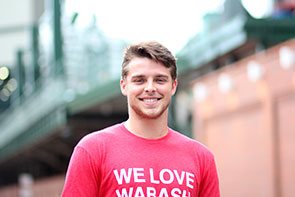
[199,157,220,197]
[62,146,101,196]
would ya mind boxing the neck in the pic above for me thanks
[125,112,169,139]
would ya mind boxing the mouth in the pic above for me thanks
[139,97,161,103]
[140,98,160,102]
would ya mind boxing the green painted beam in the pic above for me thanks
[32,24,41,88]
[245,17,295,47]
[0,107,66,162]
[0,25,27,34]
[16,50,25,104]
[176,16,247,73]
[53,0,64,76]
[66,78,121,115]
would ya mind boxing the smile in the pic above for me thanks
[143,98,158,102]
[139,98,161,102]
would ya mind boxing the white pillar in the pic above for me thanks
[18,173,33,197]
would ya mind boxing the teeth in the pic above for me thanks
[143,99,157,102]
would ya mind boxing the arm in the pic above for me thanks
[62,146,101,197]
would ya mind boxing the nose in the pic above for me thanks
[144,80,156,93]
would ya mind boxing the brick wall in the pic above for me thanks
[191,39,295,197]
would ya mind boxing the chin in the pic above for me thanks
[134,109,165,120]
[130,104,169,120]
[136,111,162,119]
[141,114,162,119]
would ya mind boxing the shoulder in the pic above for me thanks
[169,129,215,159]
[76,122,124,150]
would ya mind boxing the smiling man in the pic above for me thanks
[62,41,220,196]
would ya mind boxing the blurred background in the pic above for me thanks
[0,0,294,196]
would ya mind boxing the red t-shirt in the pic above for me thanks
[62,123,219,196]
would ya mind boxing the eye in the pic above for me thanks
[156,78,167,83]
[132,78,145,83]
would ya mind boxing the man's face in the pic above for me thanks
[121,57,177,119]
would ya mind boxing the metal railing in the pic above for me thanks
[0,0,126,161]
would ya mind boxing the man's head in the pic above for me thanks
[121,41,177,81]
[120,41,178,120]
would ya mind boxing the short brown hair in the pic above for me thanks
[121,41,177,81]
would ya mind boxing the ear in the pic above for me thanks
[171,80,178,96]
[120,79,127,96]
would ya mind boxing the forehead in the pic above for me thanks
[126,57,171,77]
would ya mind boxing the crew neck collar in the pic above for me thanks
[119,122,171,142]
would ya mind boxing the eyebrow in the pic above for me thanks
[131,74,169,79]
[131,74,145,79]
[155,75,169,80]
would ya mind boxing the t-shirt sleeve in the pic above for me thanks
[199,156,220,197]
[62,146,101,196]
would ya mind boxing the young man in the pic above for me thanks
[62,41,220,196]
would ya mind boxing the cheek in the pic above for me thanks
[127,86,142,96]
[159,85,174,94]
